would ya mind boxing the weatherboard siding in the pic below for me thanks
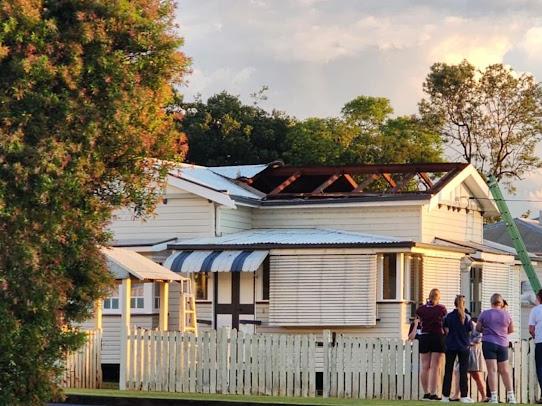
[109,190,214,241]
[422,256,461,311]
[422,205,483,243]
[482,262,520,341]
[256,302,410,338]
[80,314,158,364]
[268,253,377,326]
[252,206,422,240]
[219,206,252,235]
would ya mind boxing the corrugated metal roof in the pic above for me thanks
[483,239,542,261]
[112,237,177,247]
[169,164,262,200]
[170,228,402,246]
[208,164,269,179]
[102,247,184,281]
[484,218,542,255]
[434,237,510,255]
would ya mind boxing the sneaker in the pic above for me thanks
[422,393,432,401]
[430,395,443,401]
[441,397,450,403]
[488,398,499,404]
[507,393,517,404]
[459,397,474,403]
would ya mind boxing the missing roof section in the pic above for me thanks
[243,162,469,200]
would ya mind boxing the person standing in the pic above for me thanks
[477,293,516,404]
[467,317,488,402]
[528,289,542,404]
[441,295,474,403]
[416,288,447,401]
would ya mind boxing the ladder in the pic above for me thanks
[488,175,542,292]
[179,278,198,335]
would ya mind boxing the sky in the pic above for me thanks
[175,0,542,217]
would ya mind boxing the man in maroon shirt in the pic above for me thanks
[416,288,447,401]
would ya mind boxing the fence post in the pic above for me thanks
[323,330,332,398]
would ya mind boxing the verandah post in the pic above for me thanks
[159,281,169,331]
[119,278,132,390]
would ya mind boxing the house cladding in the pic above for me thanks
[102,161,519,345]
[268,253,377,326]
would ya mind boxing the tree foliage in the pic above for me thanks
[284,96,443,166]
[183,93,442,167]
[420,60,542,191]
[0,1,188,404]
[180,92,293,166]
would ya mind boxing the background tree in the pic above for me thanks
[420,60,542,191]
[180,92,294,166]
[284,96,443,165]
[0,1,188,404]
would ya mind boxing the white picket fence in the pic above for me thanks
[124,328,542,403]
[126,328,317,396]
[60,329,102,389]
[325,334,420,400]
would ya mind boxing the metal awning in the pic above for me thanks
[101,247,184,281]
[164,250,269,273]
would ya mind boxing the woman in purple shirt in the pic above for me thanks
[476,293,515,404]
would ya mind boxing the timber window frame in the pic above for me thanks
[378,253,404,302]
[193,272,210,301]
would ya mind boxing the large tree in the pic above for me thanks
[181,92,294,166]
[420,60,542,191]
[284,96,443,166]
[0,1,188,404]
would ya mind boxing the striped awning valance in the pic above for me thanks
[164,250,269,273]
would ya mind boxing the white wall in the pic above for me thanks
[423,256,462,311]
[219,205,252,235]
[268,253,377,326]
[80,314,158,364]
[256,302,411,338]
[253,205,422,240]
[422,205,483,244]
[481,262,521,341]
[109,187,215,241]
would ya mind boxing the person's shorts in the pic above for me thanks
[419,333,445,354]
[482,341,509,362]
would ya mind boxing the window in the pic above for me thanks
[194,273,209,300]
[262,258,270,301]
[404,254,423,302]
[131,284,144,309]
[103,287,119,310]
[154,283,160,309]
[382,254,397,299]
[404,254,423,317]
[470,266,482,317]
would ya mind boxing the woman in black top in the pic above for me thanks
[442,295,473,403]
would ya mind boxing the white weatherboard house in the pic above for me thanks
[105,161,520,362]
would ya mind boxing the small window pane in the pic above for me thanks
[382,254,397,300]
[262,258,270,300]
[194,273,208,300]
[104,299,111,309]
[111,298,119,309]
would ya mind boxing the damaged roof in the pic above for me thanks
[165,161,497,214]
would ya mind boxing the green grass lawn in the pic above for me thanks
[65,389,488,405]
